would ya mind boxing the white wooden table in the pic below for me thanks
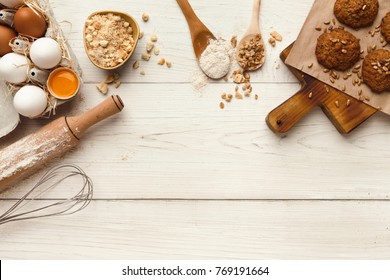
[1,0,390,259]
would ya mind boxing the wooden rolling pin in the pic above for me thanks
[0,95,124,191]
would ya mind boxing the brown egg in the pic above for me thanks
[14,7,47,38]
[0,25,17,56]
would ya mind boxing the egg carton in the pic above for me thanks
[0,0,82,125]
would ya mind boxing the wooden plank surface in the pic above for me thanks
[1,0,390,259]
[1,200,390,259]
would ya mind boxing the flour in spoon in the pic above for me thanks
[199,39,233,79]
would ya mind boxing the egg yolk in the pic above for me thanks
[48,69,79,98]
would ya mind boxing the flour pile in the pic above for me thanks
[199,39,234,79]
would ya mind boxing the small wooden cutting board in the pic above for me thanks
[266,43,378,134]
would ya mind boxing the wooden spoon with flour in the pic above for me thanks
[177,0,232,79]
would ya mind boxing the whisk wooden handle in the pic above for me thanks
[0,95,124,191]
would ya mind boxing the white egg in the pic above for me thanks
[13,85,48,118]
[30,38,62,69]
[0,0,24,8]
[0,53,29,84]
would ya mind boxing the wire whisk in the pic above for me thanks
[0,164,93,225]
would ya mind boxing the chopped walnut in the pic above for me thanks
[237,34,265,70]
[85,13,135,68]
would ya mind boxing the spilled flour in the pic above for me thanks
[0,123,75,184]
[199,38,234,79]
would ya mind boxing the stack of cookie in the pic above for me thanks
[315,0,390,93]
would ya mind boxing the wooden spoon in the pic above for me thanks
[176,0,216,60]
[236,0,265,70]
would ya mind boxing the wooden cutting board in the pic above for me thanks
[266,43,378,134]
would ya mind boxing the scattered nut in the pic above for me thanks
[114,80,121,88]
[270,31,282,42]
[231,35,237,48]
[154,48,160,55]
[133,60,140,69]
[157,58,165,65]
[141,53,151,61]
[268,37,276,47]
[233,73,244,83]
[151,34,158,42]
[166,61,172,68]
[140,70,145,75]
[96,82,108,94]
[219,102,225,109]
[139,31,144,39]
[104,74,115,84]
[146,42,154,53]
[142,12,149,22]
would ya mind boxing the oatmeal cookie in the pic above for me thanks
[334,0,379,29]
[315,28,361,71]
[362,49,390,93]
[381,12,390,44]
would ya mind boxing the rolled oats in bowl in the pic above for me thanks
[84,11,139,70]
